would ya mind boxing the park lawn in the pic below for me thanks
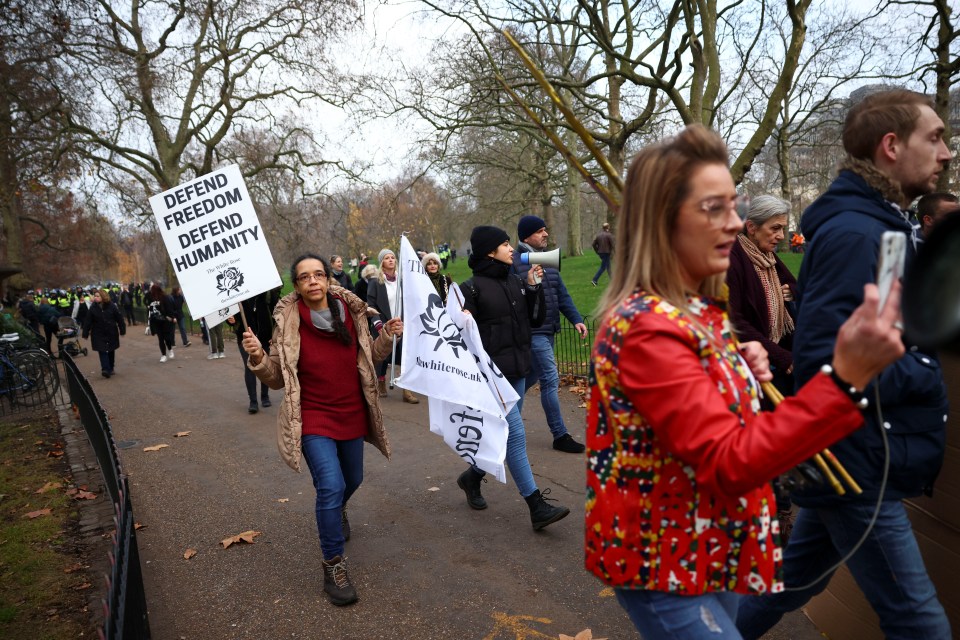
[445,253,608,319]
[0,413,95,638]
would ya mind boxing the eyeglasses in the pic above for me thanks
[295,271,328,284]
[697,194,751,226]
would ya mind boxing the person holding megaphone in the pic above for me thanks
[513,215,589,454]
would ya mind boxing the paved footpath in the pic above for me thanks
[80,326,822,640]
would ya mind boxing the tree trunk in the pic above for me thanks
[0,90,26,289]
[933,0,956,190]
[565,126,583,256]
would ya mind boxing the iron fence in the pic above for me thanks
[61,352,151,639]
[554,316,597,379]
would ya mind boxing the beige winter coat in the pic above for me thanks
[247,285,393,472]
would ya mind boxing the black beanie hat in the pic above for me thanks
[470,225,510,257]
[517,215,546,243]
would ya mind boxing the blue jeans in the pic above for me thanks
[301,435,365,560]
[525,334,567,440]
[592,253,611,283]
[617,589,743,639]
[475,377,537,497]
[177,316,189,345]
[736,502,950,640]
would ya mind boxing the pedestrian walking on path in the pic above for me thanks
[590,222,614,285]
[457,225,571,531]
[242,253,404,606]
[82,288,126,378]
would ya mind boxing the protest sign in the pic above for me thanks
[148,164,281,320]
[203,303,240,330]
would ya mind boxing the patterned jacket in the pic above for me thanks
[585,290,863,595]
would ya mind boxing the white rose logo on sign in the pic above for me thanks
[216,267,245,295]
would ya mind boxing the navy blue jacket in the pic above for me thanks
[792,169,948,506]
[512,244,584,335]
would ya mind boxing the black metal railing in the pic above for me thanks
[61,352,150,640]
[554,316,597,379]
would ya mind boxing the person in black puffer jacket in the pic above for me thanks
[455,225,570,531]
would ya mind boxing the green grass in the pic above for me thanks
[445,253,608,319]
[0,414,94,638]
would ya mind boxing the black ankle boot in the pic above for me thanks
[322,555,358,606]
[524,488,570,531]
[457,468,487,510]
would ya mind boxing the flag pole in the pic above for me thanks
[389,235,409,389]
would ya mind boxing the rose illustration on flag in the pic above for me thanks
[419,293,468,356]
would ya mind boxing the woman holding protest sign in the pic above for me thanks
[585,125,907,638]
[242,254,403,607]
[456,225,570,531]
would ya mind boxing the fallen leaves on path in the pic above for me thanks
[559,631,606,640]
[598,587,615,598]
[134,522,146,530]
[74,490,97,500]
[221,530,261,549]
[277,498,289,503]
[183,548,197,560]
[143,444,169,452]
[173,431,191,438]
[24,508,52,519]
[63,563,86,574]
[35,481,62,494]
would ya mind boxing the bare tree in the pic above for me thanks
[880,0,959,189]
[56,0,364,281]
[0,1,84,291]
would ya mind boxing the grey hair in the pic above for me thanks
[745,195,791,229]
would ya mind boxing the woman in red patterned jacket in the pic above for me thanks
[586,125,906,639]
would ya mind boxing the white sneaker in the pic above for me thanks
[207,353,218,360]
[168,349,175,359]
[160,355,168,363]
[217,352,225,359]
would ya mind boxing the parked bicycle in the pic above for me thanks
[0,333,60,407]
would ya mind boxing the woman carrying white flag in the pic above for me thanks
[456,225,570,531]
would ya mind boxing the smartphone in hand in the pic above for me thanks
[877,230,906,312]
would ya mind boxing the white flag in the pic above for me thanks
[203,303,240,330]
[427,398,508,483]
[396,235,515,481]
[396,237,517,417]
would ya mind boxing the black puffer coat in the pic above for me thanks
[82,302,126,352]
[461,255,545,379]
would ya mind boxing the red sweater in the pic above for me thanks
[297,298,368,440]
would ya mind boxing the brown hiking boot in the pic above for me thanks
[402,389,420,404]
[377,378,387,397]
[322,555,358,606]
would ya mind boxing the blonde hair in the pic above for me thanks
[597,125,731,320]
